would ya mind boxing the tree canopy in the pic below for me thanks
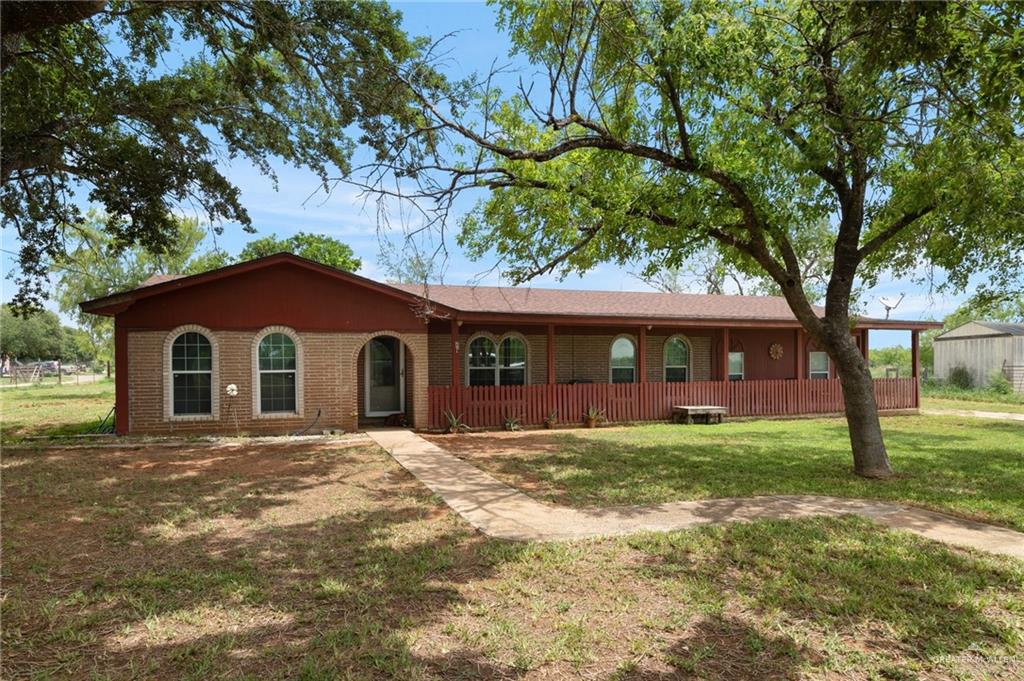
[1,0,432,310]
[1,305,64,360]
[237,233,362,271]
[53,212,363,363]
[52,212,217,364]
[362,0,1024,477]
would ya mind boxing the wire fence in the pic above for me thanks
[2,370,112,388]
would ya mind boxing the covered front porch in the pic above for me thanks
[425,319,925,430]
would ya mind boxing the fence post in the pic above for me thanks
[57,359,62,385]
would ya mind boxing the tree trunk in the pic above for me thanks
[829,332,893,478]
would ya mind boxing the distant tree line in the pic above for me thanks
[49,211,363,368]
[0,305,94,364]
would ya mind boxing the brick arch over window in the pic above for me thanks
[163,324,219,421]
[609,334,638,384]
[464,331,530,386]
[663,334,693,383]
[251,326,305,418]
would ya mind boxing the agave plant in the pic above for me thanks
[443,409,469,434]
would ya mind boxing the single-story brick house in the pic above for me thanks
[81,253,939,435]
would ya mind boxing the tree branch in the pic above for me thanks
[858,205,936,259]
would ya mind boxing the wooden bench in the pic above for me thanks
[671,405,728,424]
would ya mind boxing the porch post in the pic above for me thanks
[911,329,919,380]
[450,319,460,388]
[638,326,647,383]
[911,329,920,408]
[795,329,806,380]
[114,315,129,435]
[546,324,555,385]
[721,328,730,381]
[862,329,870,363]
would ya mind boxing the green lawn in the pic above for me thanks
[923,396,1024,414]
[3,439,1021,679]
[434,415,1024,531]
[0,380,115,441]
[921,382,1024,407]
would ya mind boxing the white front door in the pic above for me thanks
[365,337,405,416]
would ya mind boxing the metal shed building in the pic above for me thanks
[933,321,1024,392]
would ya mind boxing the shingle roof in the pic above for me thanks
[139,273,185,287]
[84,253,935,328]
[391,283,823,322]
[976,321,1024,336]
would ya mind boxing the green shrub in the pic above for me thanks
[948,365,973,389]
[989,370,1012,395]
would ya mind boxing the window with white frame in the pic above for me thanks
[499,336,526,385]
[610,337,636,384]
[257,333,297,412]
[664,336,690,382]
[467,335,528,385]
[809,351,830,380]
[467,336,498,386]
[728,351,744,381]
[171,332,213,415]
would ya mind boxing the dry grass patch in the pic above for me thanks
[3,436,1022,679]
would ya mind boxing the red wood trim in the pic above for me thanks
[721,328,730,382]
[426,378,918,429]
[796,330,806,380]
[443,312,942,331]
[114,317,129,435]
[638,326,647,383]
[911,329,920,408]
[450,320,461,388]
[546,324,555,385]
[911,330,919,378]
[81,252,460,317]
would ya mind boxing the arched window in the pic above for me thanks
[170,332,213,415]
[664,336,691,383]
[610,337,636,384]
[499,336,526,385]
[467,334,529,386]
[257,332,297,413]
[467,336,497,386]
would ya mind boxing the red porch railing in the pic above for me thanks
[427,378,918,430]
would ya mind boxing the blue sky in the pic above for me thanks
[1,1,978,348]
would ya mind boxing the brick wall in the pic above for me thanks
[427,330,713,385]
[646,334,712,382]
[428,331,548,385]
[127,329,427,435]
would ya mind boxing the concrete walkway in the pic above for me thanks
[921,407,1024,422]
[366,429,1024,559]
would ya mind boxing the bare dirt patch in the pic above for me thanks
[3,437,1021,680]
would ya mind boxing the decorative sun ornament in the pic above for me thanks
[768,343,784,360]
[225,383,239,397]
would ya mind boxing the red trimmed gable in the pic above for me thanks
[106,259,429,332]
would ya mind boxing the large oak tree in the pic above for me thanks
[363,0,1023,477]
[1,0,434,310]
